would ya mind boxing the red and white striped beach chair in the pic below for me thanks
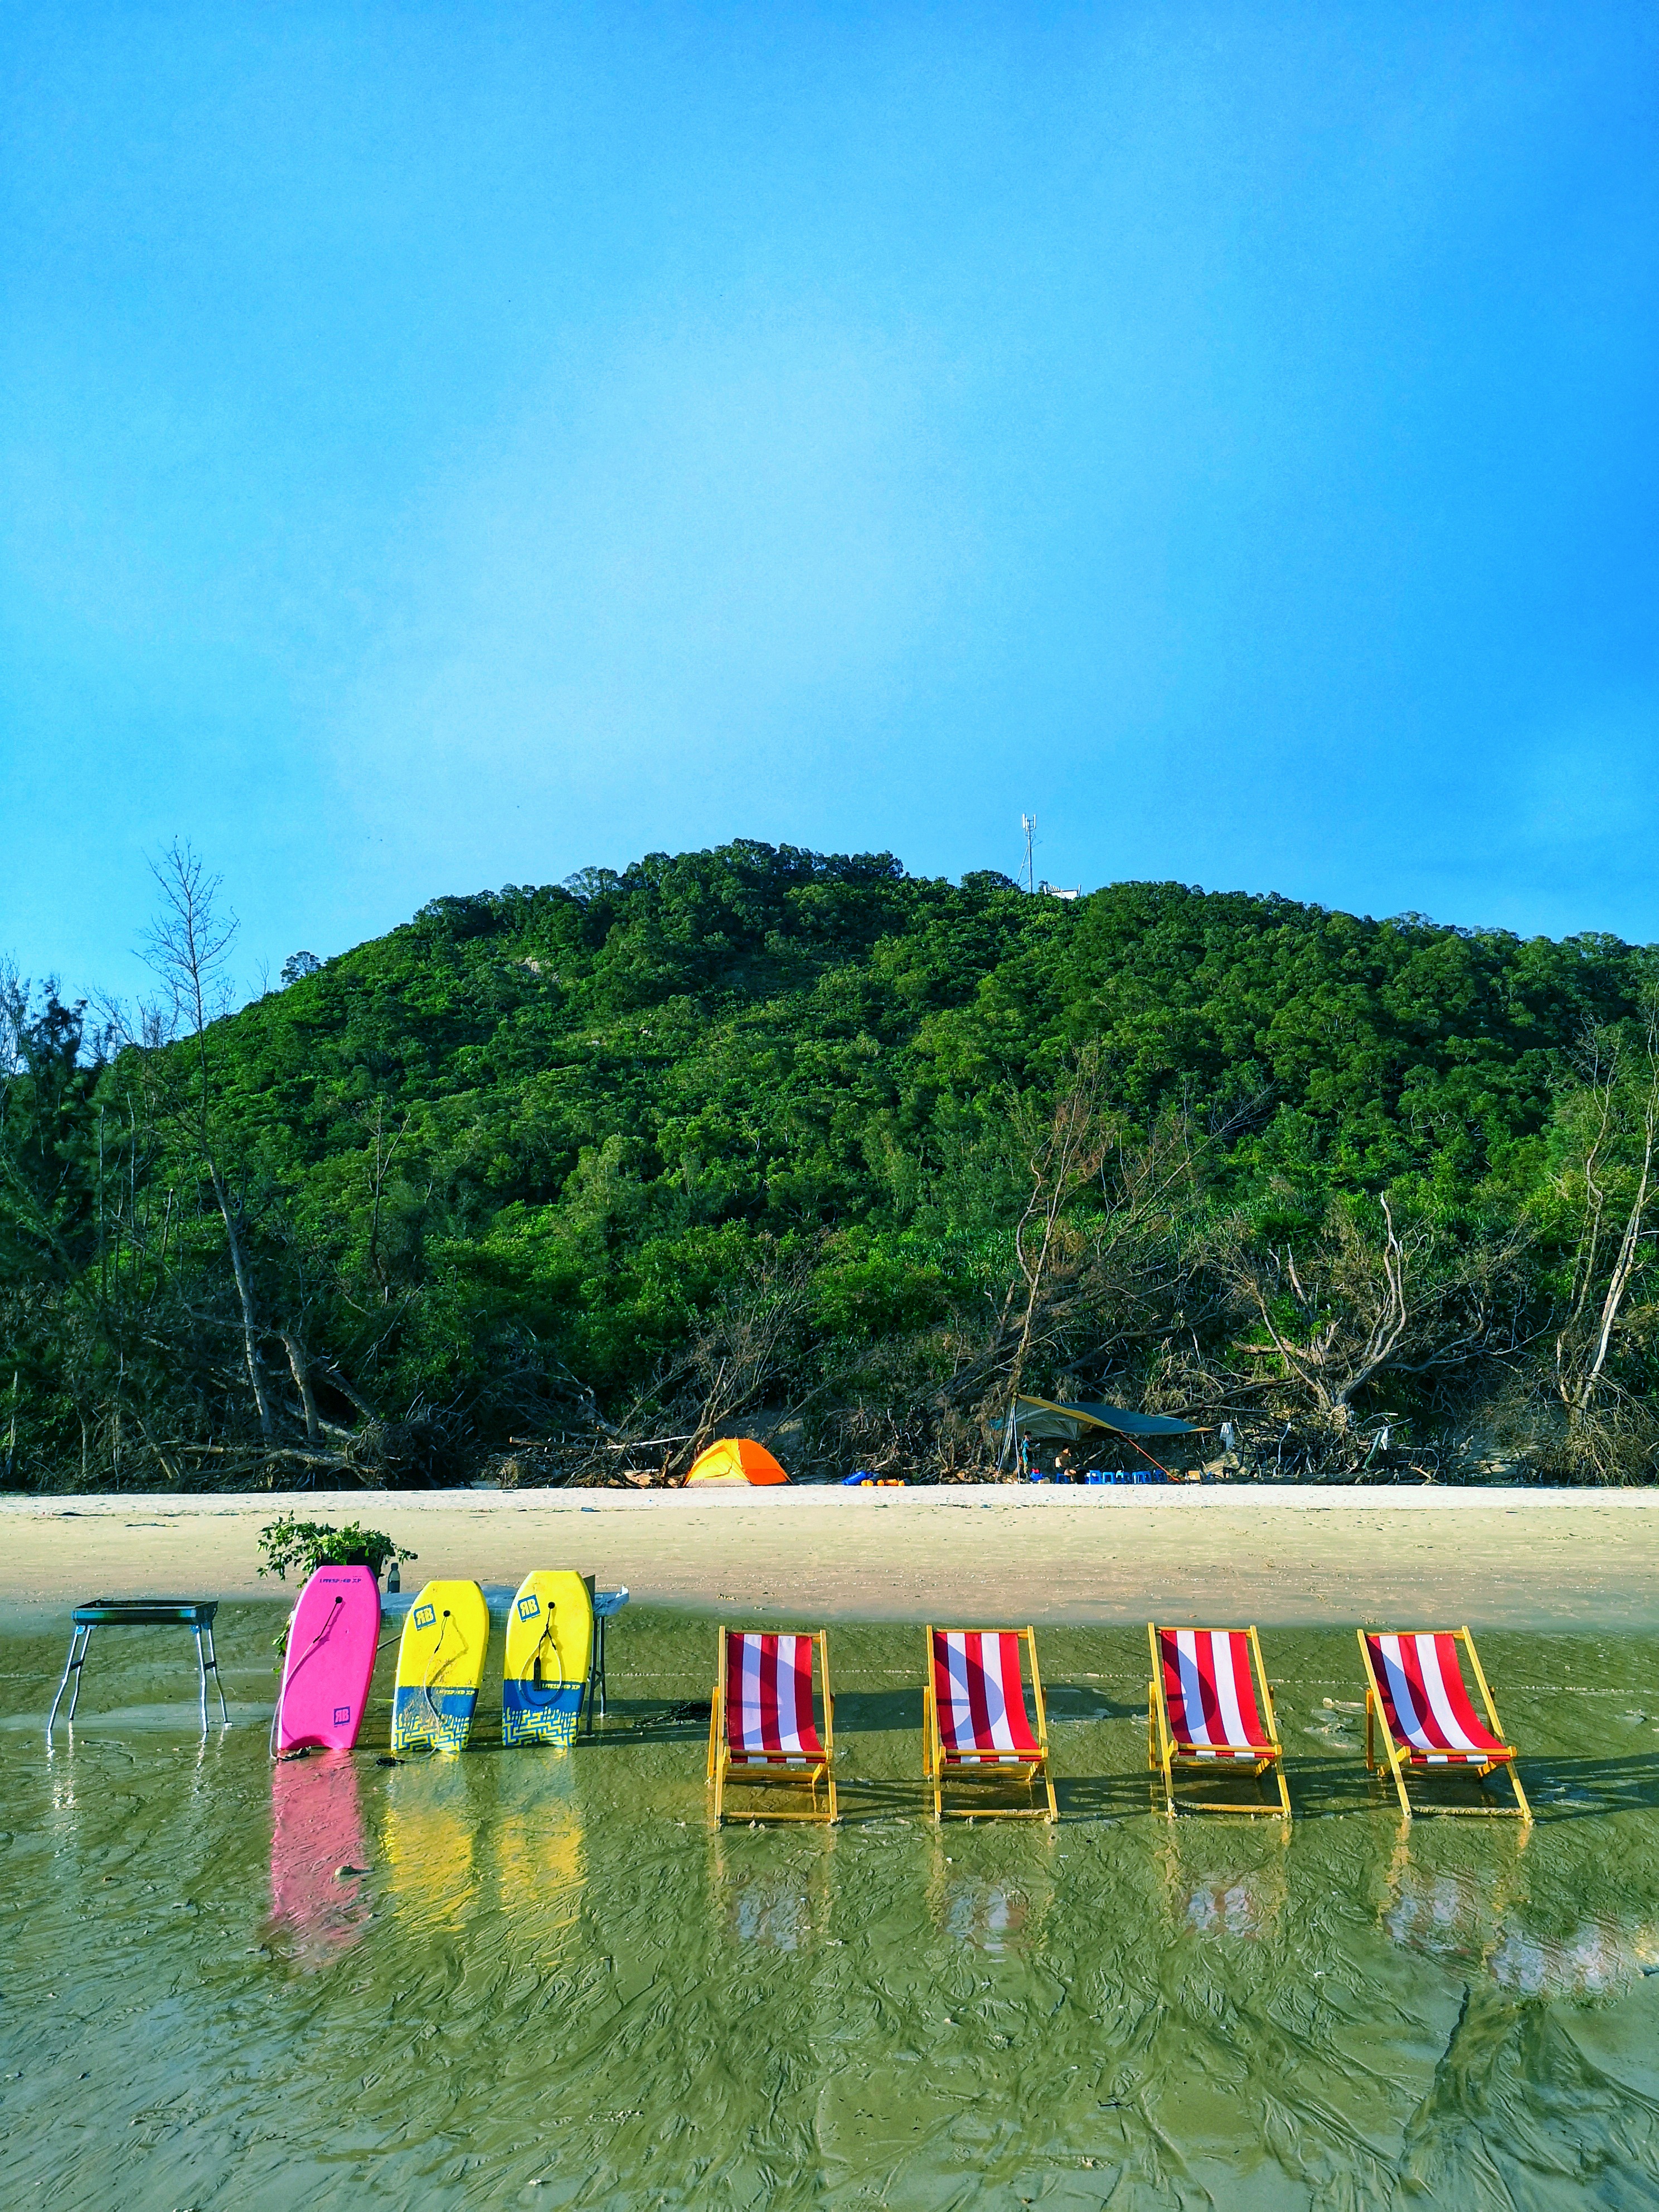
[706,1629,836,1825]
[1148,1625,1291,1820]
[923,1627,1057,1822]
[1357,1628,1530,1825]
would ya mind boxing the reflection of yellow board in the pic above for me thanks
[391,1580,489,1754]
[502,1571,594,1748]
[384,1766,476,1929]
[497,1758,586,1949]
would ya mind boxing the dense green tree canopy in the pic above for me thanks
[4,843,1657,1488]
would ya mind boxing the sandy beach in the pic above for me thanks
[5,1484,1659,1628]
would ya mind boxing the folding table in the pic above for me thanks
[47,1599,231,1735]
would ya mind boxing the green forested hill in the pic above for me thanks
[4,841,1657,1488]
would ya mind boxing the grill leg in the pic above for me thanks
[65,1625,94,1723]
[47,1626,91,1734]
[586,1614,607,1734]
[200,1624,230,1727]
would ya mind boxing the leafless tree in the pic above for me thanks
[1549,1010,1659,1464]
[0,957,25,1078]
[989,1054,1113,1461]
[683,1251,815,1458]
[1217,1196,1525,1440]
[138,841,274,1441]
[1224,1197,1412,1432]
[362,1097,409,1303]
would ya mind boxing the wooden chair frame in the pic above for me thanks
[1147,1623,1292,1822]
[707,1628,837,1826]
[1357,1626,1531,1826]
[923,1625,1058,1823]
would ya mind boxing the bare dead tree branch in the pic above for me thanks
[1554,1006,1659,1432]
[138,840,274,1442]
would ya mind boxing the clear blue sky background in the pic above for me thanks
[3,3,1657,1008]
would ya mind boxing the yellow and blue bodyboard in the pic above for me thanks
[391,1579,490,1754]
[502,1571,594,1748]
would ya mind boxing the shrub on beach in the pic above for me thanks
[256,1515,416,1584]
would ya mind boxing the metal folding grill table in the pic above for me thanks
[47,1599,231,1735]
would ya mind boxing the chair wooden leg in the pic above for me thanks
[1386,1741,1412,1823]
[1508,1760,1532,1826]
[924,1683,943,1825]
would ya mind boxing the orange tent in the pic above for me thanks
[683,1437,789,1487]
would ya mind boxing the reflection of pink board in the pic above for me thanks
[270,1752,368,1961]
[275,1565,381,1752]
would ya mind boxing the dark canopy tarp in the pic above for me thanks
[1008,1394,1202,1443]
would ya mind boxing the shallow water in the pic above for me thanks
[3,1611,1659,2209]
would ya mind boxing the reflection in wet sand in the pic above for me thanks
[1160,1831,1288,1940]
[43,1735,84,1827]
[383,1759,477,1932]
[1384,1859,1508,1964]
[943,1879,1026,1954]
[8,1612,1659,2211]
[716,1861,812,1951]
[731,1877,814,1951]
[1491,1915,1659,1996]
[709,1827,836,1951]
[925,1840,1053,1957]
[268,1752,369,1965]
[494,1755,586,1952]
[1382,1846,1659,1994]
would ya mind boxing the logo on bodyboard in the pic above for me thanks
[334,1705,352,1725]
[517,1594,541,1619]
[413,1603,436,1629]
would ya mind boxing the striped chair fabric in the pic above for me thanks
[723,1632,824,1766]
[1364,1633,1511,1765]
[1157,1629,1273,1760]
[931,1631,1042,1765]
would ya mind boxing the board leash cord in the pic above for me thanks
[419,1613,473,1742]
[419,1614,452,1732]
[530,1628,566,1697]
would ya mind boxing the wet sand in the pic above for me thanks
[8,1609,1659,2208]
[4,1485,1659,1627]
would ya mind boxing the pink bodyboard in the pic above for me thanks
[276,1565,381,1752]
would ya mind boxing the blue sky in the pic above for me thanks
[3,2,1657,1007]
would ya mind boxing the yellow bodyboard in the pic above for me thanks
[502,1571,594,1748]
[391,1579,490,1754]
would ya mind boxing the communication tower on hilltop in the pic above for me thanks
[1021,813,1036,894]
